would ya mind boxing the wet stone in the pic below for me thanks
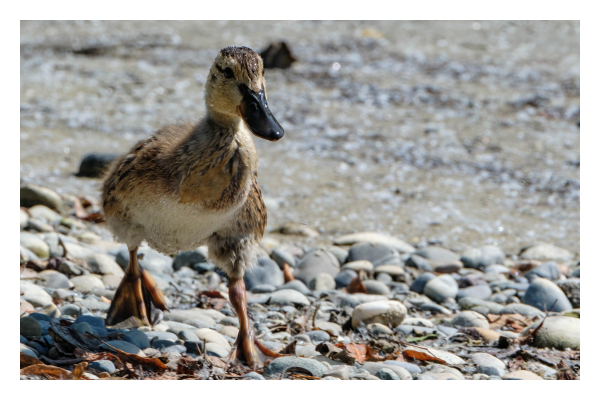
[89,360,116,374]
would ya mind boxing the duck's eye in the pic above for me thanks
[224,67,234,79]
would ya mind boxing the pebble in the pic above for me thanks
[333,232,415,253]
[100,340,145,356]
[20,184,63,211]
[519,243,574,263]
[384,360,422,375]
[244,256,284,290]
[414,246,460,267]
[502,370,544,380]
[525,261,562,282]
[20,232,50,259]
[368,323,393,335]
[263,356,328,379]
[523,278,573,312]
[172,247,207,271]
[457,284,492,300]
[484,264,511,274]
[363,280,391,295]
[59,304,81,317]
[72,322,94,335]
[525,316,580,350]
[293,249,340,285]
[20,209,29,229]
[70,275,106,292]
[205,342,230,358]
[376,272,393,284]
[270,247,296,268]
[37,270,71,289]
[279,280,311,295]
[471,353,507,377]
[308,273,336,291]
[403,345,466,365]
[194,328,231,350]
[423,274,458,303]
[20,335,29,344]
[405,254,433,271]
[20,344,39,359]
[85,253,125,277]
[556,278,580,308]
[421,364,465,380]
[334,270,357,289]
[89,360,116,374]
[303,330,330,343]
[409,272,436,294]
[20,316,42,338]
[146,331,178,342]
[460,246,505,270]
[269,289,310,306]
[351,300,407,329]
[450,311,490,329]
[251,284,276,293]
[162,309,217,328]
[374,264,404,277]
[322,365,350,380]
[458,296,504,314]
[362,362,411,380]
[116,246,173,274]
[20,280,54,307]
[347,242,400,267]
[376,368,400,380]
[219,326,239,338]
[243,371,266,380]
[342,260,374,273]
[122,330,151,349]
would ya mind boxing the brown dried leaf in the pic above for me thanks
[283,262,295,283]
[176,356,199,375]
[402,348,447,364]
[20,364,71,380]
[488,313,533,333]
[81,212,105,223]
[200,290,226,299]
[20,353,44,369]
[205,355,227,369]
[65,362,88,380]
[347,274,366,294]
[336,342,366,364]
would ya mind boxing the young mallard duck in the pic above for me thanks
[101,46,284,368]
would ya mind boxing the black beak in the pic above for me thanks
[237,84,284,141]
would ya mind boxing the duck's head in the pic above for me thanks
[205,46,284,142]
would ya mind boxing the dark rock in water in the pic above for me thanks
[89,360,116,374]
[76,153,120,178]
[244,257,284,290]
[347,242,398,266]
[293,249,340,285]
[525,262,561,282]
[410,272,436,294]
[523,278,572,312]
[260,42,297,69]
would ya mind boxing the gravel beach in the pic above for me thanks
[20,21,579,380]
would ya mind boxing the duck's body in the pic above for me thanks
[101,46,283,368]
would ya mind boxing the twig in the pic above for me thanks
[312,302,322,330]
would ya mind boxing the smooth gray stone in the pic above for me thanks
[523,278,572,312]
[324,246,349,266]
[20,344,39,359]
[457,284,492,300]
[38,272,71,289]
[461,246,505,270]
[192,262,215,274]
[100,340,144,356]
[269,289,310,306]
[59,304,81,317]
[243,371,266,380]
[362,362,411,380]
[363,280,391,295]
[424,274,458,303]
[293,249,340,285]
[458,296,504,314]
[263,356,328,379]
[146,331,178,342]
[323,365,350,380]
[484,264,511,274]
[335,270,357,289]
[123,329,151,349]
[384,360,422,374]
[116,246,173,274]
[519,243,574,263]
[419,303,452,315]
[28,342,48,357]
[471,353,507,377]
[251,284,277,293]
[499,303,545,319]
[309,273,336,291]
[72,322,94,335]
[89,360,116,374]
[173,248,207,271]
[410,272,436,294]
[376,368,400,380]
[152,339,178,351]
[245,256,284,290]
[529,316,580,350]
[415,247,460,262]
[279,280,311,295]
[178,329,199,342]
[270,248,296,268]
[184,340,205,355]
[205,343,229,358]
[525,262,561,282]
[405,254,433,271]
[303,330,330,343]
[569,267,580,278]
[20,335,29,344]
[347,242,397,266]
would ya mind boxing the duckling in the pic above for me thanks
[101,46,284,368]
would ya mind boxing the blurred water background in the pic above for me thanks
[20,21,580,256]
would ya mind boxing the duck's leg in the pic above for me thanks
[105,246,169,327]
[228,275,262,369]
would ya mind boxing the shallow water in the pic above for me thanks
[20,21,580,257]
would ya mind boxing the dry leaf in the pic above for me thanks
[20,364,71,380]
[403,348,447,364]
[81,212,105,223]
[283,262,295,283]
[336,342,366,364]
[65,362,88,380]
[20,353,43,369]
[206,355,227,369]
[347,274,366,294]
[488,313,533,333]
